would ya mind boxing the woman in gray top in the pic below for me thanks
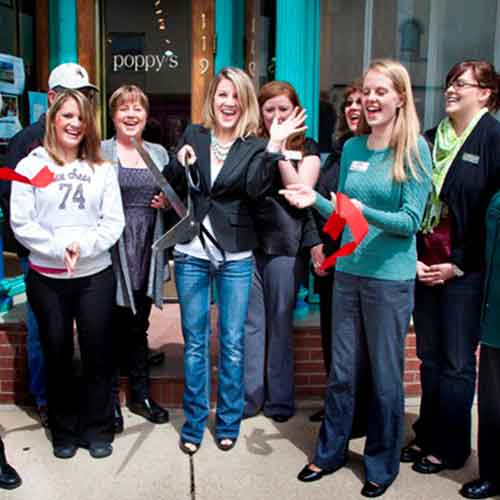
[102,85,170,429]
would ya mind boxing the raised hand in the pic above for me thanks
[177,145,197,167]
[279,183,316,209]
[269,107,308,146]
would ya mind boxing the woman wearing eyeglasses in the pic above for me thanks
[402,61,500,482]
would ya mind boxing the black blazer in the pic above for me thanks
[251,138,321,256]
[421,113,500,272]
[167,124,280,253]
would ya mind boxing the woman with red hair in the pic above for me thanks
[243,81,320,422]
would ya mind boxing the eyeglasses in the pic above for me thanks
[445,80,482,91]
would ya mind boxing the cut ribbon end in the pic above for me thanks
[0,166,54,188]
[320,192,369,271]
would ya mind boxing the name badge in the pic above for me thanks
[349,161,369,172]
[283,149,302,161]
[462,153,480,165]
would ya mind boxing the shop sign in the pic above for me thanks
[112,51,179,72]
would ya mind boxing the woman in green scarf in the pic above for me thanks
[401,60,500,482]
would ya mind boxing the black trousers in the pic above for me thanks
[315,270,334,375]
[26,267,115,447]
[478,345,500,482]
[112,291,153,402]
[412,272,482,467]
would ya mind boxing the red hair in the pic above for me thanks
[257,81,305,152]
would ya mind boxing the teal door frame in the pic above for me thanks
[49,0,78,70]
[214,0,245,72]
[276,0,321,141]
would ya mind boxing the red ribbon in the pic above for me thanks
[321,192,369,271]
[0,166,55,188]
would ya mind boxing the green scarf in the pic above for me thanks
[421,108,488,233]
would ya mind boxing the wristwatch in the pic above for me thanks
[451,263,464,278]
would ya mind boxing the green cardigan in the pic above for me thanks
[481,191,500,348]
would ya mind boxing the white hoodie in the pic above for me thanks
[10,146,125,279]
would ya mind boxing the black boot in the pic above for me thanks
[114,398,124,434]
[129,397,169,424]
[0,439,21,490]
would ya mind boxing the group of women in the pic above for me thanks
[6,57,500,499]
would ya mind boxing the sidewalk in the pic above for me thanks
[1,401,477,500]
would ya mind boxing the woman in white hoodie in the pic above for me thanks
[10,90,125,460]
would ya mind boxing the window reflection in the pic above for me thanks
[104,0,192,152]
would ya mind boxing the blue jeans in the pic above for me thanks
[20,257,47,407]
[174,252,253,444]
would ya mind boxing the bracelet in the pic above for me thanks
[451,263,464,278]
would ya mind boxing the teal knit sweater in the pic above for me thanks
[314,135,432,281]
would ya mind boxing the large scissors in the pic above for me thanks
[131,138,225,267]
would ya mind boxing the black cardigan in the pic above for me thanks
[420,113,500,272]
[313,132,354,258]
[166,124,280,253]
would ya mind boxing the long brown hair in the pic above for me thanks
[445,60,500,112]
[44,89,103,166]
[202,67,259,139]
[257,81,305,152]
[357,59,424,182]
[336,79,363,138]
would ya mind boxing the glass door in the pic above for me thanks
[102,0,215,152]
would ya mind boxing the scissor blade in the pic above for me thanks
[152,216,199,253]
[131,138,186,218]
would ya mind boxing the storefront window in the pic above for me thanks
[320,0,500,140]
[0,0,37,155]
[103,0,192,152]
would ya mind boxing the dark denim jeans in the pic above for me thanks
[174,252,253,444]
[314,271,414,486]
[20,257,47,407]
[413,272,482,467]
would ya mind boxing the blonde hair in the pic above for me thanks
[358,59,424,182]
[202,67,259,138]
[109,84,149,119]
[44,89,103,166]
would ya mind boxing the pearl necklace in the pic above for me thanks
[211,134,234,162]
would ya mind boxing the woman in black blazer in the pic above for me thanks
[401,60,500,478]
[170,67,305,454]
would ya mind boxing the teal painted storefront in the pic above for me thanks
[46,0,321,135]
[48,0,78,70]
[214,0,321,140]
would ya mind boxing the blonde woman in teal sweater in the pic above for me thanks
[281,59,431,498]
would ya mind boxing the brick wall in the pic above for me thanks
[0,325,30,404]
[0,319,421,408]
[293,324,421,399]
